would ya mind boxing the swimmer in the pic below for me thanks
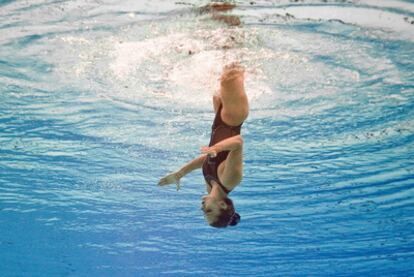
[199,2,241,27]
[199,2,236,14]
[158,62,249,228]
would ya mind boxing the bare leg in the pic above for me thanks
[213,94,221,113]
[219,62,249,126]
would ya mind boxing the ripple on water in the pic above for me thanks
[1,0,414,276]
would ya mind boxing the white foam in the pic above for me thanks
[53,8,405,117]
[245,5,414,40]
[108,30,279,107]
[110,33,205,78]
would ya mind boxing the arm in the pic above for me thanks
[158,154,207,190]
[201,135,243,157]
[176,154,207,178]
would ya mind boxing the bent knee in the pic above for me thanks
[222,109,249,126]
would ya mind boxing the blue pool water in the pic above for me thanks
[1,0,414,275]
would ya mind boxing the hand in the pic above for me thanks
[158,172,182,191]
[201,146,217,158]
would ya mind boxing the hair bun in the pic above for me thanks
[229,212,241,226]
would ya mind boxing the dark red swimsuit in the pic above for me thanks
[202,104,242,194]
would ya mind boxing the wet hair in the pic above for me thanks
[210,197,241,228]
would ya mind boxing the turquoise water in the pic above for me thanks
[1,0,414,275]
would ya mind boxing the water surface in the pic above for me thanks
[1,0,413,275]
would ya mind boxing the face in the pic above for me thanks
[201,195,227,224]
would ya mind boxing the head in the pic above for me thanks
[201,194,240,228]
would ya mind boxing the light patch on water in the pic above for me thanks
[52,27,350,117]
[355,0,414,14]
[248,0,414,13]
[110,33,206,78]
[108,28,275,107]
[105,25,352,113]
[1,1,414,275]
[49,4,406,122]
[241,5,414,40]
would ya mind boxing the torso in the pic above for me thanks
[202,104,242,193]
[204,162,233,194]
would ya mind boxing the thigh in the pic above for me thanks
[220,64,249,126]
[213,94,221,113]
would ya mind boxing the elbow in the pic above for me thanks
[236,135,243,150]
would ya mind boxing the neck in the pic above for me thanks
[210,180,227,198]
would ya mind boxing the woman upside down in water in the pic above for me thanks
[158,62,249,228]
